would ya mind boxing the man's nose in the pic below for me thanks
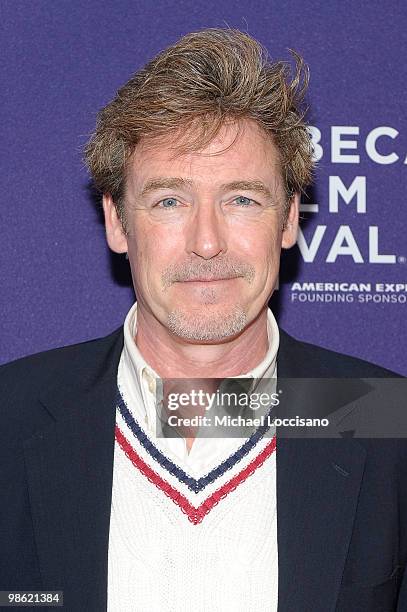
[185,202,227,259]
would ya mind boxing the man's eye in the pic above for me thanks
[158,197,179,208]
[233,196,254,206]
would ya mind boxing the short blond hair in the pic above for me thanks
[85,28,313,227]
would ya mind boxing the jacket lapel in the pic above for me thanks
[276,334,368,612]
[276,436,366,612]
[23,329,124,611]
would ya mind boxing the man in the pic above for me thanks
[1,28,406,612]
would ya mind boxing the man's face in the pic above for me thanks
[104,119,299,342]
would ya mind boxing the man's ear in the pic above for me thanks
[281,192,300,249]
[102,194,128,254]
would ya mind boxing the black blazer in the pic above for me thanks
[1,327,406,612]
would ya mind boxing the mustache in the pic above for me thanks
[161,257,255,287]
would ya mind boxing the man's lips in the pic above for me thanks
[179,277,237,282]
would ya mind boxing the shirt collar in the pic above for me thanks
[120,301,279,429]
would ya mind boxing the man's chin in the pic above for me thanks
[166,306,248,342]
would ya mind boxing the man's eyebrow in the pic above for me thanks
[219,180,274,199]
[139,177,275,200]
[140,177,194,196]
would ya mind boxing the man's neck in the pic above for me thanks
[134,306,270,378]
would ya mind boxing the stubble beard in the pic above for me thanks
[167,304,248,341]
[162,257,255,341]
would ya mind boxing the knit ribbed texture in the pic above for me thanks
[107,387,278,612]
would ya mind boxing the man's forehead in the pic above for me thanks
[134,117,270,154]
[126,119,283,193]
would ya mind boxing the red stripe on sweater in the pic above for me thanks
[115,425,276,525]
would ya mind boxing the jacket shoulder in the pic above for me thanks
[0,327,124,439]
[278,328,401,378]
[0,327,123,389]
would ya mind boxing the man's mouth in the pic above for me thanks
[181,277,235,282]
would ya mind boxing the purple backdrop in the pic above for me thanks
[1,1,406,374]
